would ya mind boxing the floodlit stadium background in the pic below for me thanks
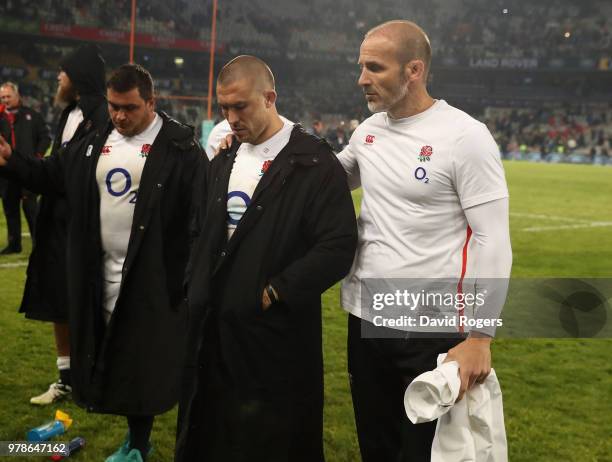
[0,1,611,460]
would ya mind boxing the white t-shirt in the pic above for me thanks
[206,115,293,160]
[338,100,508,319]
[96,113,163,322]
[61,106,84,146]
[226,118,294,239]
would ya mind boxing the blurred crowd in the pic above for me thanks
[2,0,611,60]
[10,74,612,164]
[2,0,611,163]
[482,106,612,162]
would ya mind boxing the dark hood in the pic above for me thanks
[60,44,106,116]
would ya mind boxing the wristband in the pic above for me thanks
[266,284,279,304]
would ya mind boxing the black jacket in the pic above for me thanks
[5,112,206,415]
[176,124,357,461]
[19,44,108,321]
[4,105,50,159]
[0,114,10,196]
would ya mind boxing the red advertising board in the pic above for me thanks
[40,23,224,53]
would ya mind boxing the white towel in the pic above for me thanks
[404,353,508,462]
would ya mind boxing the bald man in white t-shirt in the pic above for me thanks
[337,21,512,462]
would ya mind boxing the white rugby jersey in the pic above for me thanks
[206,115,293,160]
[226,118,294,239]
[338,100,508,319]
[61,106,84,146]
[96,113,162,322]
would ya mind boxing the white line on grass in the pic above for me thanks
[0,261,28,269]
[510,212,591,223]
[522,221,612,232]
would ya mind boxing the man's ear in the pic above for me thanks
[405,59,426,83]
[264,90,277,108]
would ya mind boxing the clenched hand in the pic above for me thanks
[444,335,492,401]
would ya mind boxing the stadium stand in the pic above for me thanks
[0,0,610,162]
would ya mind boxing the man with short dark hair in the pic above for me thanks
[338,20,512,461]
[22,44,109,407]
[309,119,325,138]
[0,81,50,254]
[0,63,206,462]
[175,55,357,462]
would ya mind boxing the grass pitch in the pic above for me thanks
[0,160,611,461]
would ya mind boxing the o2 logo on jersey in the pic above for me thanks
[105,168,137,204]
[414,167,429,184]
[227,191,251,225]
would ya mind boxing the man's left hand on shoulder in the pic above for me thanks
[215,134,234,156]
[444,332,492,401]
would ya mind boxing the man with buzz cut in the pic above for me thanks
[175,55,357,462]
[338,20,512,461]
[0,63,206,462]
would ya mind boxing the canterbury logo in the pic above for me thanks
[365,135,375,144]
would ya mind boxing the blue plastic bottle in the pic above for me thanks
[68,437,85,453]
[27,420,66,442]
[49,437,86,460]
[27,410,72,442]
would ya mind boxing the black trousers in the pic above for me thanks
[196,387,300,462]
[347,314,464,462]
[176,316,324,462]
[2,180,37,249]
